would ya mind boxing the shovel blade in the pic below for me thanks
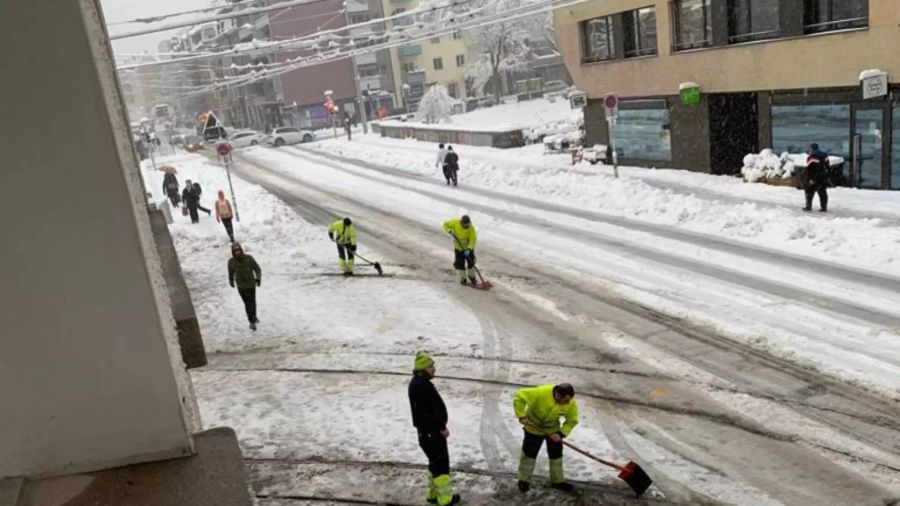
[618,461,652,498]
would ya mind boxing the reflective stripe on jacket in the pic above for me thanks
[513,384,579,437]
[329,220,357,246]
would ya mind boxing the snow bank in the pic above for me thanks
[740,149,796,183]
[859,69,886,80]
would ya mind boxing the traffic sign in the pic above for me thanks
[569,92,588,109]
[603,93,619,119]
[217,143,232,157]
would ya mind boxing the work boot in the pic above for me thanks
[249,322,257,331]
[551,482,576,493]
[468,276,477,286]
[446,495,461,505]
[517,480,530,493]
[802,207,812,212]
[460,278,467,286]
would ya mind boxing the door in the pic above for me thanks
[852,106,887,189]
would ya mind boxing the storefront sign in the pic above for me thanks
[680,83,701,106]
[862,73,888,100]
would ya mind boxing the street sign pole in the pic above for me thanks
[603,93,619,178]
[217,143,240,222]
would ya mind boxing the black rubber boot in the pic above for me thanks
[517,480,530,493]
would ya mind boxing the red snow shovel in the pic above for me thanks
[449,232,493,290]
[525,422,652,498]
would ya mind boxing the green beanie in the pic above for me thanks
[413,351,435,371]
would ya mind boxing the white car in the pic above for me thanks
[227,130,265,148]
[267,127,315,147]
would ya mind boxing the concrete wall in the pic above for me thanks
[554,0,900,98]
[0,0,198,478]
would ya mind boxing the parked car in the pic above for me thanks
[267,127,315,147]
[183,135,205,152]
[542,80,569,95]
[226,130,265,148]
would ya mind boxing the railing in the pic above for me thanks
[728,28,779,44]
[623,47,657,58]
[804,16,868,33]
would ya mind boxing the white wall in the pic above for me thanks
[0,0,197,478]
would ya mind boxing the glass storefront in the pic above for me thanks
[893,104,900,189]
[612,108,672,161]
[772,104,850,159]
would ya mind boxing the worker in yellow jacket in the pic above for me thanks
[328,217,357,276]
[442,215,477,285]
[513,383,579,494]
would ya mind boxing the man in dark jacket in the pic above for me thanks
[227,242,262,330]
[443,146,459,187]
[804,143,829,212]
[192,181,212,217]
[408,352,460,506]
[163,173,180,207]
[182,180,200,223]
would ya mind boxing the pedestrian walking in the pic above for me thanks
[193,181,213,216]
[227,242,261,331]
[162,172,180,207]
[513,383,579,493]
[408,352,461,506]
[444,146,459,187]
[328,217,357,276]
[436,143,449,185]
[182,180,200,223]
[442,215,477,285]
[215,190,235,242]
[344,113,353,141]
[803,143,829,213]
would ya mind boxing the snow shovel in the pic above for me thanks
[449,232,492,290]
[525,422,652,498]
[354,252,383,276]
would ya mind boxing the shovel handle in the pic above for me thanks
[523,421,624,472]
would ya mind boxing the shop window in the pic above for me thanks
[728,0,779,43]
[673,0,712,51]
[771,104,850,160]
[892,105,900,189]
[623,7,657,57]
[612,107,672,161]
[582,15,615,63]
[804,0,867,34]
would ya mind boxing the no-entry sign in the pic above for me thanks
[217,143,232,157]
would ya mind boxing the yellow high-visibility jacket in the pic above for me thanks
[442,219,477,251]
[329,220,357,246]
[513,384,579,437]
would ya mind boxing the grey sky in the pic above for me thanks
[100,0,214,55]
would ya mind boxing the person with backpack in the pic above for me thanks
[182,180,200,224]
[215,190,235,242]
[192,181,212,217]
[436,143,449,185]
[803,143,830,213]
[444,146,459,187]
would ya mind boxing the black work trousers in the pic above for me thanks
[521,430,563,460]
[337,243,356,261]
[238,288,257,324]
[221,218,234,241]
[453,249,475,271]
[805,184,828,211]
[187,204,199,223]
[418,432,450,477]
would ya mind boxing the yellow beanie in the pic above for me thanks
[413,351,435,371]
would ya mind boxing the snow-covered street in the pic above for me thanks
[146,135,900,505]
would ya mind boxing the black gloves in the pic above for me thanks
[256,279,261,287]
[328,231,334,241]
[229,281,235,288]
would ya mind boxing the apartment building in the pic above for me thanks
[554,0,900,189]
[383,0,470,110]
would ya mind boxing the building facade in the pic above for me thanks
[555,0,900,189]
[383,0,471,111]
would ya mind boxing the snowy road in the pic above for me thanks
[196,145,900,505]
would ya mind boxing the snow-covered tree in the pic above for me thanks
[415,85,454,124]
[462,0,547,100]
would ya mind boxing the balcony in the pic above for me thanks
[359,74,388,91]
[346,0,369,12]
[355,51,378,65]
[404,70,426,85]
[399,44,422,56]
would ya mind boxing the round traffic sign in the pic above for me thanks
[604,94,618,109]
[217,143,232,156]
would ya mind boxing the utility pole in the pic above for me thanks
[344,9,369,135]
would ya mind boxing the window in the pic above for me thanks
[278,128,299,134]
[433,57,443,70]
[448,83,458,98]
[582,15,614,63]
[456,54,466,67]
[623,7,657,57]
[452,31,462,40]
[804,0,867,33]
[673,0,712,50]
[430,37,441,44]
[358,65,384,77]
[402,62,416,73]
[611,107,672,161]
[728,0,779,43]
[349,13,372,24]
[772,104,850,160]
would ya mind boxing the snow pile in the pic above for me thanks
[525,115,583,144]
[381,96,582,133]
[859,69,886,80]
[414,84,455,125]
[740,149,797,183]
[679,81,700,91]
